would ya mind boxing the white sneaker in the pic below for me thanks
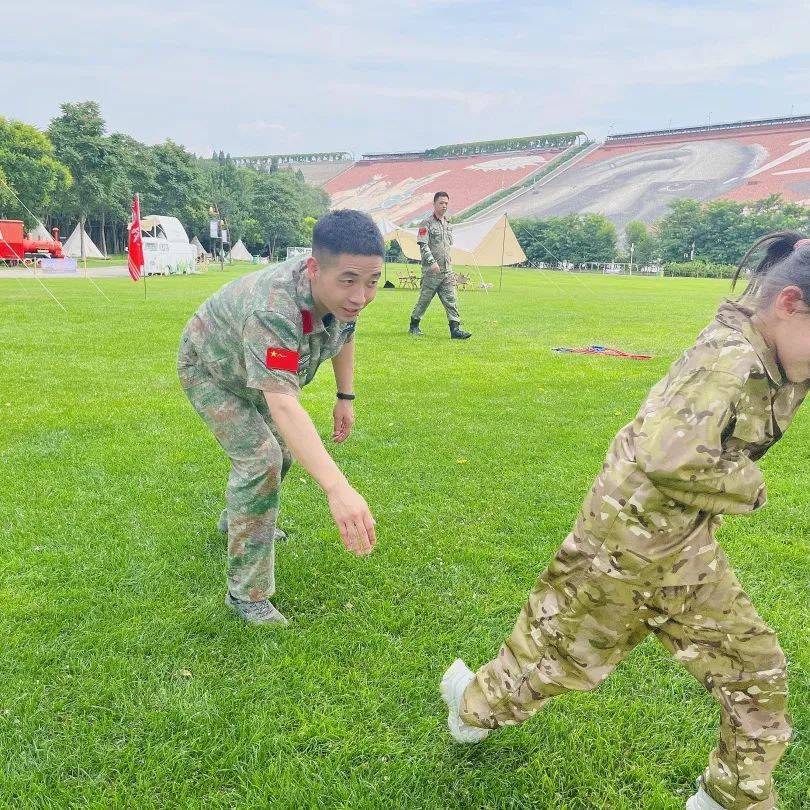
[686,780,778,810]
[686,778,744,810]
[440,658,491,744]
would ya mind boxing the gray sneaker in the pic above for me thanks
[217,510,287,541]
[225,592,289,626]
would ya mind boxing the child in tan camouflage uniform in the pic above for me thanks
[441,232,810,810]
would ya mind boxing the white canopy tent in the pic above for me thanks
[63,224,106,259]
[228,239,253,261]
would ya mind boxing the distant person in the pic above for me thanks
[177,210,382,626]
[440,232,810,810]
[408,192,471,339]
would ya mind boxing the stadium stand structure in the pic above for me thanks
[323,133,587,224]
[232,153,354,187]
[482,115,810,228]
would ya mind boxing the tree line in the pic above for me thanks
[513,195,810,270]
[0,101,328,256]
[4,101,808,266]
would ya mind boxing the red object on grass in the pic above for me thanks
[553,345,652,360]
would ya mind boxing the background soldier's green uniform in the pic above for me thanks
[177,257,356,602]
[411,213,461,323]
[460,299,808,810]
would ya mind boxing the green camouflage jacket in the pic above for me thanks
[182,257,355,405]
[417,214,453,271]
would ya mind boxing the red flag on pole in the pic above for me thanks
[128,194,144,282]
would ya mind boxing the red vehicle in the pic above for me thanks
[0,219,64,264]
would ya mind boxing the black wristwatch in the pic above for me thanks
[336,392,356,400]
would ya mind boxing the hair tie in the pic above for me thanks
[794,238,810,250]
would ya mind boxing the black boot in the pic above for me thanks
[449,320,471,340]
[409,317,423,336]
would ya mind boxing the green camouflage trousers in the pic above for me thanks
[460,533,790,810]
[178,336,292,602]
[411,270,460,322]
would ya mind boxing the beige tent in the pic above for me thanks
[374,218,402,242]
[393,214,525,267]
[63,223,106,258]
[228,239,253,261]
[191,235,210,258]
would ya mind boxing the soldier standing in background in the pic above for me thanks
[408,191,471,339]
[440,231,810,810]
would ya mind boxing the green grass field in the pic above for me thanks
[1,267,808,809]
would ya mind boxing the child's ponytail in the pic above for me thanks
[732,230,810,302]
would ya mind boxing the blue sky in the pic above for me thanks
[4,0,809,158]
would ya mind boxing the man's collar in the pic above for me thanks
[293,259,326,333]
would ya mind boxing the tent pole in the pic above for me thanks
[475,258,487,293]
[499,214,507,291]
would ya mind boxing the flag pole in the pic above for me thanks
[128,192,146,296]
[141,193,147,301]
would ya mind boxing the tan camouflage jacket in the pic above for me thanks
[417,214,453,271]
[581,298,809,585]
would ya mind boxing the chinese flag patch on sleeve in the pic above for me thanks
[418,228,427,236]
[265,347,299,372]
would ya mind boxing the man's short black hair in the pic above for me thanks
[312,209,384,262]
[434,191,449,203]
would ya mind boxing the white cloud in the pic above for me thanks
[2,0,808,155]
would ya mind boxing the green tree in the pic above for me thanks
[654,196,810,266]
[202,156,256,244]
[623,220,658,266]
[696,199,748,263]
[100,133,158,253]
[148,140,206,227]
[48,101,111,253]
[655,198,702,262]
[514,213,616,264]
[0,118,71,226]
[252,171,303,258]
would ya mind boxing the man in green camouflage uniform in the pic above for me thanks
[442,298,809,810]
[408,191,471,339]
[177,210,383,626]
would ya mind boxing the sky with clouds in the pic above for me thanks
[4,1,809,158]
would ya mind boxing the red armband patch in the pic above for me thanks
[301,309,313,335]
[418,228,427,236]
[265,347,299,372]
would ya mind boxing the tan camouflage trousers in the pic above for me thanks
[460,533,791,810]
[178,337,292,602]
[411,270,460,322]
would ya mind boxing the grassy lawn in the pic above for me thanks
[1,267,808,809]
